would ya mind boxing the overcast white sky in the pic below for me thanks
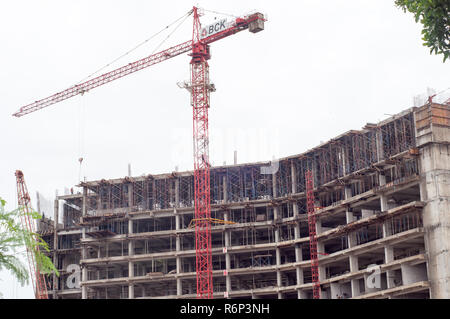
[0,0,448,298]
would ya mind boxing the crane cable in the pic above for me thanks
[74,9,193,183]
[77,94,85,183]
[77,9,193,84]
[149,11,191,55]
[202,8,238,18]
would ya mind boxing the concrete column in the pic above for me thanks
[276,248,281,285]
[52,199,59,298]
[318,265,326,282]
[82,187,87,217]
[128,219,134,299]
[315,218,322,234]
[175,213,182,296]
[225,252,231,294]
[349,255,360,297]
[291,161,301,239]
[272,171,278,209]
[349,255,359,272]
[96,191,101,212]
[273,170,282,295]
[313,212,326,282]
[81,186,88,299]
[385,245,395,289]
[274,226,280,243]
[294,221,300,239]
[223,176,228,203]
[128,182,133,211]
[295,244,304,287]
[81,227,87,299]
[317,225,326,282]
[416,120,450,298]
[351,279,360,298]
[346,211,356,224]
[128,283,134,299]
[272,171,280,249]
[174,178,182,297]
[224,210,231,294]
[345,187,358,295]
[379,174,389,214]
[276,250,284,298]
[222,176,232,296]
[376,128,384,162]
[380,193,388,212]
[175,178,180,207]
[224,211,230,246]
[378,173,392,244]
[291,160,298,195]
[344,186,352,200]
[379,173,386,186]
[295,244,303,262]
[346,210,357,248]
[342,149,348,176]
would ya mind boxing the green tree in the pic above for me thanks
[0,197,59,295]
[395,0,450,62]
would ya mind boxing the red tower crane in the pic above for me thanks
[305,169,320,299]
[12,7,265,299]
[15,170,49,299]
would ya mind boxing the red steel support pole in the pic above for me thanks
[191,7,213,299]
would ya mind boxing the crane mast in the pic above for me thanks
[15,170,49,299]
[12,7,265,299]
[191,7,213,299]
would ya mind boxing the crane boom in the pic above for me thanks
[13,40,193,117]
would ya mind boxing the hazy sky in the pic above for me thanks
[0,0,448,298]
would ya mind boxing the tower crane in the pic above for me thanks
[15,170,49,299]
[13,7,265,299]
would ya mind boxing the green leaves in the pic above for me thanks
[0,197,59,294]
[395,0,450,62]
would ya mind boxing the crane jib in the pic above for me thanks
[12,11,265,118]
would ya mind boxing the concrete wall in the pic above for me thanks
[417,114,450,298]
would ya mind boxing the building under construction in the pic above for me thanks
[37,100,450,299]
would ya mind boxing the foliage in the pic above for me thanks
[0,197,59,291]
[395,0,450,62]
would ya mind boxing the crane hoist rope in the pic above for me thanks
[77,94,86,183]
